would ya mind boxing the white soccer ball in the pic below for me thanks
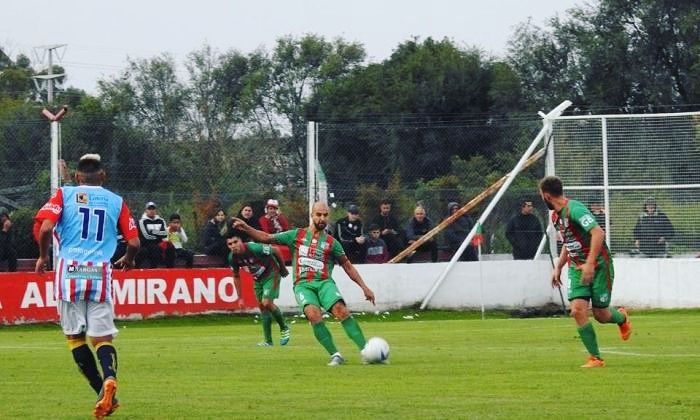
[361,337,390,364]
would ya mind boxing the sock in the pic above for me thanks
[341,316,366,350]
[270,306,287,330]
[608,307,626,325]
[262,311,273,344]
[312,322,338,355]
[577,322,601,359]
[68,338,103,394]
[95,342,118,380]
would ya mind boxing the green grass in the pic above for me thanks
[1,310,700,419]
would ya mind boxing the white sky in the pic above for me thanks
[3,0,584,94]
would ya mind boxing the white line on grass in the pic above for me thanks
[600,348,700,358]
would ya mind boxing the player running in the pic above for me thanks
[233,201,376,366]
[34,154,140,418]
[539,175,632,368]
[227,235,291,346]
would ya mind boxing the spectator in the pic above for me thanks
[164,213,194,268]
[136,202,168,268]
[633,196,674,258]
[203,208,230,261]
[364,223,389,264]
[443,202,478,261]
[333,204,367,264]
[406,205,438,263]
[370,199,405,258]
[228,203,261,242]
[505,200,543,260]
[258,199,289,234]
[0,207,17,272]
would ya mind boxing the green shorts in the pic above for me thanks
[293,280,343,311]
[567,260,615,308]
[254,273,281,302]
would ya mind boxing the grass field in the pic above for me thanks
[1,310,699,419]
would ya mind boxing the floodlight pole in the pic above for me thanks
[419,100,572,310]
[42,106,68,269]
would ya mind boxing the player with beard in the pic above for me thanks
[233,201,376,366]
[539,176,631,368]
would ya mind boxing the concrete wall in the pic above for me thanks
[274,258,700,311]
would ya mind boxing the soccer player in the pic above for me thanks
[227,235,291,346]
[34,154,140,418]
[539,175,631,368]
[233,201,376,366]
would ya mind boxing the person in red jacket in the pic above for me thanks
[259,199,289,234]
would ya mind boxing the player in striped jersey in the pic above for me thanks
[539,176,631,368]
[234,201,376,366]
[34,154,140,418]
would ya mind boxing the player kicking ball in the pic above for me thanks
[539,176,632,368]
[227,235,291,346]
[233,202,376,366]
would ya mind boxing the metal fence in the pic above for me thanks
[550,112,700,257]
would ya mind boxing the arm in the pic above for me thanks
[114,203,140,270]
[35,219,55,274]
[339,256,375,305]
[232,218,276,244]
[180,227,188,244]
[271,245,289,277]
[551,240,568,288]
[580,226,604,285]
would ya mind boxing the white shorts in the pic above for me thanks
[58,300,119,338]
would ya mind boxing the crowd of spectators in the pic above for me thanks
[7,194,676,272]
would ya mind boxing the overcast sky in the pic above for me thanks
[4,0,585,94]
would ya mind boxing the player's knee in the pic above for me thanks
[331,301,350,320]
[304,305,323,323]
[592,309,609,323]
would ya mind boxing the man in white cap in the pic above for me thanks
[259,198,290,234]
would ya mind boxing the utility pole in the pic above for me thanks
[32,44,66,103]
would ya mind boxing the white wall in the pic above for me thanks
[275,258,700,311]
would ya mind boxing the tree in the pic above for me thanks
[508,0,700,110]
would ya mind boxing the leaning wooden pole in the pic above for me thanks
[389,147,546,263]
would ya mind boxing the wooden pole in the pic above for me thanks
[389,147,546,263]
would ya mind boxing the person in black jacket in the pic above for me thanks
[136,201,168,268]
[202,208,229,263]
[633,196,674,258]
[406,205,438,263]
[505,200,543,260]
[443,202,478,261]
[333,204,367,264]
[0,207,17,272]
[370,199,404,258]
[228,203,261,242]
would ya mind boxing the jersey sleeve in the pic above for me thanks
[118,201,139,240]
[227,254,240,274]
[331,236,346,258]
[33,188,64,242]
[247,242,272,257]
[570,202,598,233]
[272,228,298,246]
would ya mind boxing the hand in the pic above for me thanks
[381,229,390,235]
[280,268,289,278]
[578,261,595,285]
[234,298,246,310]
[2,219,11,232]
[113,256,135,271]
[355,236,366,244]
[363,286,376,305]
[551,267,562,288]
[35,256,50,274]
[232,217,247,229]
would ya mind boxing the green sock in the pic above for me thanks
[608,307,626,325]
[341,316,366,350]
[577,322,601,358]
[262,312,273,344]
[270,307,287,330]
[312,322,338,355]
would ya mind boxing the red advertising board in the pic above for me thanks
[0,268,259,325]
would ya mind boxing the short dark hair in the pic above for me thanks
[169,213,181,221]
[380,199,392,206]
[539,176,564,197]
[77,154,102,173]
[368,223,381,231]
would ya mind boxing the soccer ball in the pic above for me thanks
[361,337,390,364]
